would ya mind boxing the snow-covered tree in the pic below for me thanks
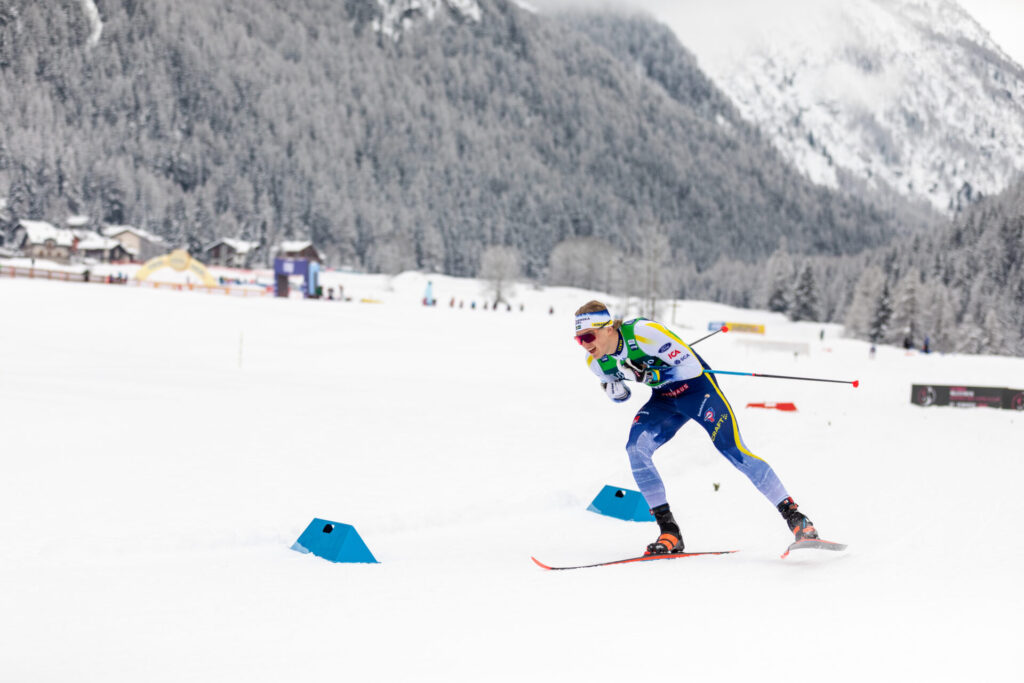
[764,244,794,314]
[789,264,820,322]
[918,280,957,353]
[888,268,922,346]
[479,245,522,306]
[844,266,885,338]
[868,281,893,343]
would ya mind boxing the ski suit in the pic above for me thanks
[585,318,789,510]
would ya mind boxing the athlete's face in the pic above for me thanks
[575,326,617,357]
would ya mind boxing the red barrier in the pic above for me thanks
[746,402,798,411]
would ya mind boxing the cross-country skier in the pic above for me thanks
[574,300,819,555]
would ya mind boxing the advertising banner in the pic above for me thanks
[1004,388,1024,411]
[707,321,765,334]
[911,384,1020,410]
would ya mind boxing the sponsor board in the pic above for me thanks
[708,321,765,334]
[911,384,1023,410]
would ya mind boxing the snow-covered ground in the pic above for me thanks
[2,271,1021,682]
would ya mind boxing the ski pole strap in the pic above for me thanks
[703,370,859,387]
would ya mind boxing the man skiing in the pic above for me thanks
[574,300,819,555]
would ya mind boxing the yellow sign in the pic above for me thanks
[136,249,217,287]
[727,322,765,334]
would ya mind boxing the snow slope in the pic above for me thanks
[1,272,1021,682]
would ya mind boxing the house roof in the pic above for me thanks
[102,225,166,244]
[207,238,259,254]
[77,234,134,253]
[20,219,75,247]
[279,240,314,252]
[277,241,324,260]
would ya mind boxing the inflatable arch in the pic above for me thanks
[135,249,217,287]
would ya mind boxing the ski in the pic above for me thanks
[531,550,738,571]
[781,538,847,559]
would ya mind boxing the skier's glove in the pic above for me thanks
[603,380,631,403]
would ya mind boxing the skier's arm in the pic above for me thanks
[631,321,704,382]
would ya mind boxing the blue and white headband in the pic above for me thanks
[575,310,612,332]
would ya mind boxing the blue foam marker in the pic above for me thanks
[291,518,379,563]
[586,485,655,522]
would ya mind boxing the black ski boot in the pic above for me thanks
[777,497,818,542]
[645,504,685,555]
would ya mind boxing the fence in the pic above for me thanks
[2,264,272,297]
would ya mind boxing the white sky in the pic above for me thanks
[957,0,1024,65]
[530,0,1024,68]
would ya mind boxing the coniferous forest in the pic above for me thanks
[0,0,1021,354]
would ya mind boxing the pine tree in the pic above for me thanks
[869,281,893,343]
[764,242,793,313]
[789,265,819,322]
[844,266,884,338]
[919,281,956,353]
[888,268,921,346]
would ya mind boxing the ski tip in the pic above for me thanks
[720,325,729,333]
[852,380,860,388]
[781,539,848,559]
[530,556,554,570]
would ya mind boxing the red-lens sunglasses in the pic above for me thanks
[575,331,598,345]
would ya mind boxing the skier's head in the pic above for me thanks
[574,301,619,356]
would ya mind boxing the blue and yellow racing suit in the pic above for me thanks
[585,318,789,510]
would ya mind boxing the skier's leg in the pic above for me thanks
[694,378,789,506]
[625,398,688,554]
[625,398,688,510]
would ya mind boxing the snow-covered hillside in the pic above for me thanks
[2,272,1022,681]
[651,0,1024,212]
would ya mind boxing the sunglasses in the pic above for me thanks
[575,331,599,345]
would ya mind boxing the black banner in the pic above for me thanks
[912,385,1024,410]
[1005,388,1024,411]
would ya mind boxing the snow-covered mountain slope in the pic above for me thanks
[656,0,1024,212]
[362,0,482,39]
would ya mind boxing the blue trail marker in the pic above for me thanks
[291,518,378,564]
[587,486,655,522]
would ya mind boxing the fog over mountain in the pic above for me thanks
[540,0,1024,213]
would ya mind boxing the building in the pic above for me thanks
[102,226,167,262]
[205,238,260,268]
[275,240,323,264]
[11,220,77,263]
[76,234,133,263]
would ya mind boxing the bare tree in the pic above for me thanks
[479,245,522,306]
[630,227,672,319]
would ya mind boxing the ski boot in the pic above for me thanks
[777,496,818,541]
[645,503,685,555]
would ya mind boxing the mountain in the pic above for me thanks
[652,0,1024,213]
[0,0,929,279]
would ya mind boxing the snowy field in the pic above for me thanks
[2,271,1022,682]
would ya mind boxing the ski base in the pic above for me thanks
[531,550,738,571]
[781,538,847,559]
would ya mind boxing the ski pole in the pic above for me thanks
[704,369,859,387]
[688,325,729,346]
